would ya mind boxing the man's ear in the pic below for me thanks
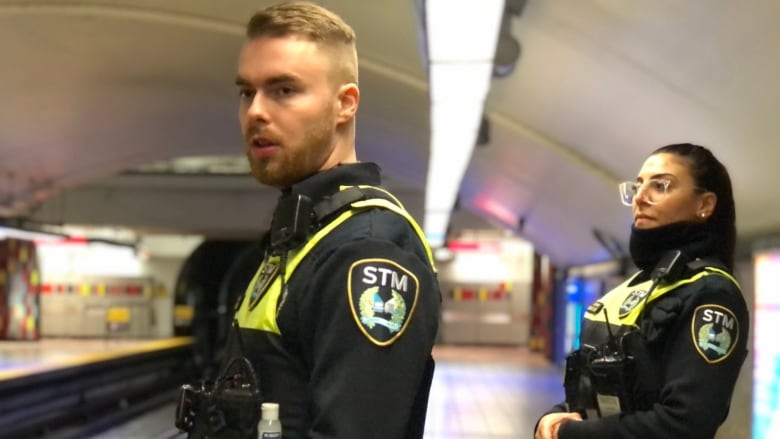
[336,83,359,123]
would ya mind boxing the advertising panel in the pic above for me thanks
[754,251,780,438]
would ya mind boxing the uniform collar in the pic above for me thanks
[284,162,383,203]
[629,221,720,273]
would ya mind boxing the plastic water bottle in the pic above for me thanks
[257,402,282,439]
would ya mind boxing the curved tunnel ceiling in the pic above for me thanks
[2,0,780,267]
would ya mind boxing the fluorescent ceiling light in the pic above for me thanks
[424,210,451,248]
[428,62,494,104]
[422,0,506,246]
[425,102,483,215]
[425,0,506,62]
[430,102,483,138]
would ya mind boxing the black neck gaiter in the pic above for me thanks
[629,221,718,272]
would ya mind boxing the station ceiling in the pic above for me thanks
[2,0,779,266]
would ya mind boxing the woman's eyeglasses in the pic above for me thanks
[618,178,672,206]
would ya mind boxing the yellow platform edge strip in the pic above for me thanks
[0,336,195,382]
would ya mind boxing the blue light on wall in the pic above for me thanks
[554,273,608,365]
[564,278,583,351]
[563,277,604,353]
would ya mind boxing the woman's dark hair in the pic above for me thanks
[653,143,736,270]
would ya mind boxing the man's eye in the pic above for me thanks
[275,86,295,97]
[238,89,255,100]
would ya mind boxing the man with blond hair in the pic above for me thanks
[222,2,441,438]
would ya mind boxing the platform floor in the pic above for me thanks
[0,337,193,382]
[94,344,564,439]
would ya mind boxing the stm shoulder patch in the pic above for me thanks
[691,304,739,364]
[348,258,419,347]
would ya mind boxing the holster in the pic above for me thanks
[588,351,636,417]
[177,356,263,439]
[563,349,598,419]
[563,346,636,419]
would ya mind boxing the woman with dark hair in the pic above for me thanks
[535,143,749,439]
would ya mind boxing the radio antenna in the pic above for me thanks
[602,308,619,352]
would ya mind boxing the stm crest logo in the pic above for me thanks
[348,258,419,346]
[691,304,739,363]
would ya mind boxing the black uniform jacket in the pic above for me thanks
[228,162,441,439]
[553,266,749,439]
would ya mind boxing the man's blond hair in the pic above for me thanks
[246,1,358,84]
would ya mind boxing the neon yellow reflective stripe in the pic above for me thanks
[351,198,437,273]
[235,259,283,334]
[341,184,406,209]
[339,183,435,272]
[624,268,740,323]
[583,274,648,328]
[585,267,741,328]
[286,209,358,278]
[705,267,740,289]
[235,211,358,333]
[236,188,437,332]
[618,273,704,324]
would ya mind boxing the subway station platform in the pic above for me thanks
[98,344,563,439]
[0,337,193,382]
[0,337,195,438]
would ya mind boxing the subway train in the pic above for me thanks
[1,1,779,438]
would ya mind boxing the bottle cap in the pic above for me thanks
[261,402,279,420]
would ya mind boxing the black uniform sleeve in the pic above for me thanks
[296,235,440,439]
[558,275,749,439]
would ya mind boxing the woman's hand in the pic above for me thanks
[535,412,583,439]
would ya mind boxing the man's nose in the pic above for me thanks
[247,94,269,121]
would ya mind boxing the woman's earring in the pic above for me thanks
[700,212,706,218]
